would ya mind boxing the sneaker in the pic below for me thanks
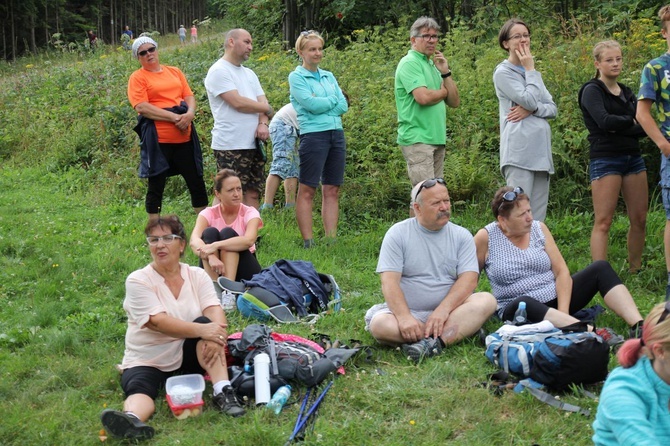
[401,337,443,363]
[100,409,155,441]
[595,327,625,348]
[212,385,246,417]
[221,292,237,311]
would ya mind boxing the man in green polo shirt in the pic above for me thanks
[395,17,460,192]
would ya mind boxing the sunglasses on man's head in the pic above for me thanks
[414,178,446,200]
[657,301,670,324]
[138,46,156,57]
[497,186,524,212]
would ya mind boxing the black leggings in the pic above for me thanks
[501,260,623,323]
[145,141,208,214]
[201,226,261,281]
[121,316,210,399]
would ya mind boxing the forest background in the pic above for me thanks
[1,0,670,444]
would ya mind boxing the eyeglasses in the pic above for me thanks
[417,34,439,42]
[300,30,319,37]
[657,301,670,324]
[138,46,156,57]
[497,186,525,212]
[415,178,446,200]
[508,33,531,41]
[146,234,182,245]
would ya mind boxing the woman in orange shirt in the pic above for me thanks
[128,36,208,219]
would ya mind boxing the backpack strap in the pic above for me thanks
[516,379,591,416]
[269,337,279,376]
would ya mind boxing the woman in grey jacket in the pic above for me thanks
[493,18,557,221]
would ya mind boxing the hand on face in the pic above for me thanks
[433,50,450,73]
[514,42,535,71]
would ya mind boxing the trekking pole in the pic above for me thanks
[290,387,312,439]
[285,380,334,445]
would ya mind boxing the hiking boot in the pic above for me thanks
[401,337,443,363]
[595,327,625,348]
[100,409,155,441]
[212,385,246,417]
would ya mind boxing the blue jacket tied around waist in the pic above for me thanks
[133,101,204,178]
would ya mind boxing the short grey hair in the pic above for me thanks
[410,17,440,38]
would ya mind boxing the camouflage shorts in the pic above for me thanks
[214,149,266,193]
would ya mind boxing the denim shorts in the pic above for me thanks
[298,130,346,187]
[662,188,670,220]
[268,120,299,179]
[589,155,646,182]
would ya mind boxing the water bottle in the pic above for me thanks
[266,385,292,414]
[513,301,528,326]
[253,353,271,406]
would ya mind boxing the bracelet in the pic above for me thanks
[441,71,452,79]
[259,122,269,127]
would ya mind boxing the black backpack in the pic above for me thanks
[227,324,358,399]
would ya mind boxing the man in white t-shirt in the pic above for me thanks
[364,179,496,362]
[204,29,273,208]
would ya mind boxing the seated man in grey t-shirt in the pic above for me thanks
[364,179,496,362]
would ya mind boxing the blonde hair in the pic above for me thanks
[592,40,621,79]
[617,302,670,367]
[295,30,324,53]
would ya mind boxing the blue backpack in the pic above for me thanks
[484,326,609,415]
[485,327,609,390]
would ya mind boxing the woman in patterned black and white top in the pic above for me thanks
[474,186,643,333]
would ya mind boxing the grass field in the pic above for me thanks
[1,165,667,445]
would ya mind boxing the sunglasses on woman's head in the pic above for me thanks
[414,178,446,200]
[138,46,156,57]
[497,186,524,212]
[300,30,319,37]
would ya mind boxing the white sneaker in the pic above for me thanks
[221,292,236,311]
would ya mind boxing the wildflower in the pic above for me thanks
[410,420,416,425]
[336,12,343,19]
[26,64,34,69]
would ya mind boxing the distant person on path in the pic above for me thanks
[493,18,557,222]
[191,24,198,43]
[578,40,647,273]
[395,17,460,195]
[88,30,98,51]
[121,26,133,50]
[636,4,670,301]
[100,215,245,441]
[592,301,670,445]
[205,28,272,209]
[365,179,497,363]
[260,103,300,211]
[289,30,348,248]
[178,25,186,45]
[474,186,644,337]
[127,36,208,220]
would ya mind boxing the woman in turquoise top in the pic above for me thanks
[593,302,670,445]
[289,30,348,248]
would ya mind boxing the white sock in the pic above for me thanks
[213,380,231,395]
[123,411,140,420]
